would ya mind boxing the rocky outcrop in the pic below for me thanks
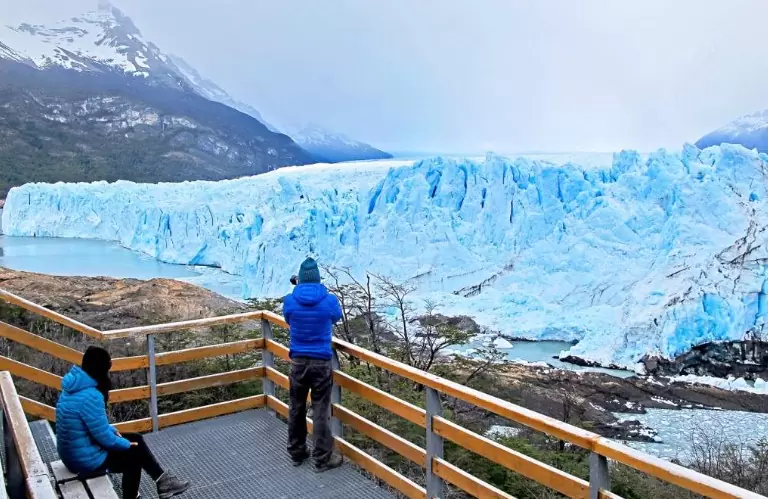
[0,267,245,330]
[642,341,768,380]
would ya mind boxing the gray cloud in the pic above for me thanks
[5,0,768,153]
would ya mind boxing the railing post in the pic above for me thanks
[3,408,23,499]
[261,319,275,414]
[147,333,159,433]
[330,350,342,437]
[425,387,445,499]
[589,452,610,499]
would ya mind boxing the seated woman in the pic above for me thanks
[56,346,190,499]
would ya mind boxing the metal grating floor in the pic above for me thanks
[30,410,396,499]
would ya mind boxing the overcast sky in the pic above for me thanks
[4,0,768,153]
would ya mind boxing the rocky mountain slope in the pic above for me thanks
[0,3,314,197]
[696,109,768,153]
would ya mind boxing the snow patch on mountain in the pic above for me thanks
[1,6,156,77]
[696,109,768,153]
[6,145,768,369]
[716,110,768,135]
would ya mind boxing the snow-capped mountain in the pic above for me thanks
[281,122,393,163]
[0,1,391,168]
[1,4,185,85]
[0,2,313,197]
[696,109,768,153]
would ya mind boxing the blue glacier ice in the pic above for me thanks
[4,146,768,368]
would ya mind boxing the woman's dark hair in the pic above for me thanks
[81,346,112,407]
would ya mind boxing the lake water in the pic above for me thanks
[0,235,245,301]
[495,340,635,378]
[454,337,635,378]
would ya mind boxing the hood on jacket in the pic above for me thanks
[292,283,329,306]
[61,366,98,395]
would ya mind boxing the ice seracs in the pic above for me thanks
[5,144,768,369]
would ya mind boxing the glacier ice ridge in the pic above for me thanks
[4,145,768,369]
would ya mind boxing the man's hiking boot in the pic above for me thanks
[156,472,190,498]
[314,454,343,473]
[292,451,310,467]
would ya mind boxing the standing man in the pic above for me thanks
[282,257,344,472]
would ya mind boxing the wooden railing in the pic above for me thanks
[0,371,57,499]
[0,288,764,499]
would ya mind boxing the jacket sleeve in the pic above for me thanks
[82,391,131,451]
[282,295,295,325]
[327,294,343,323]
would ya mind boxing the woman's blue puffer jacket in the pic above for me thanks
[55,366,131,472]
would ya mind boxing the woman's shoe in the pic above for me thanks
[156,472,190,498]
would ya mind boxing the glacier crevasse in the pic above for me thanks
[4,146,768,368]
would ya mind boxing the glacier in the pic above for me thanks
[4,145,768,369]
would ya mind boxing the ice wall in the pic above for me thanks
[5,146,768,368]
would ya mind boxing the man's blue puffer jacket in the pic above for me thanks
[55,366,131,472]
[283,283,343,360]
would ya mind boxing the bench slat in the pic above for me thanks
[51,460,119,499]
[85,476,119,499]
[58,480,89,499]
[50,460,76,481]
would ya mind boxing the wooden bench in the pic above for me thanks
[50,460,119,499]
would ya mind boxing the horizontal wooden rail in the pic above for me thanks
[266,366,290,390]
[101,311,264,339]
[0,289,102,339]
[0,356,62,391]
[334,370,427,427]
[115,395,268,433]
[331,338,599,449]
[159,394,265,428]
[261,310,288,329]
[336,437,427,499]
[111,340,265,372]
[593,438,765,499]
[266,338,290,360]
[0,372,58,498]
[266,341,426,427]
[112,367,264,403]
[2,355,262,404]
[333,404,426,466]
[20,397,56,422]
[0,321,84,365]
[158,366,263,397]
[114,418,153,434]
[432,458,515,499]
[158,338,264,365]
[433,416,589,498]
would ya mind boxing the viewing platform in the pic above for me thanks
[0,287,764,499]
[27,409,394,498]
